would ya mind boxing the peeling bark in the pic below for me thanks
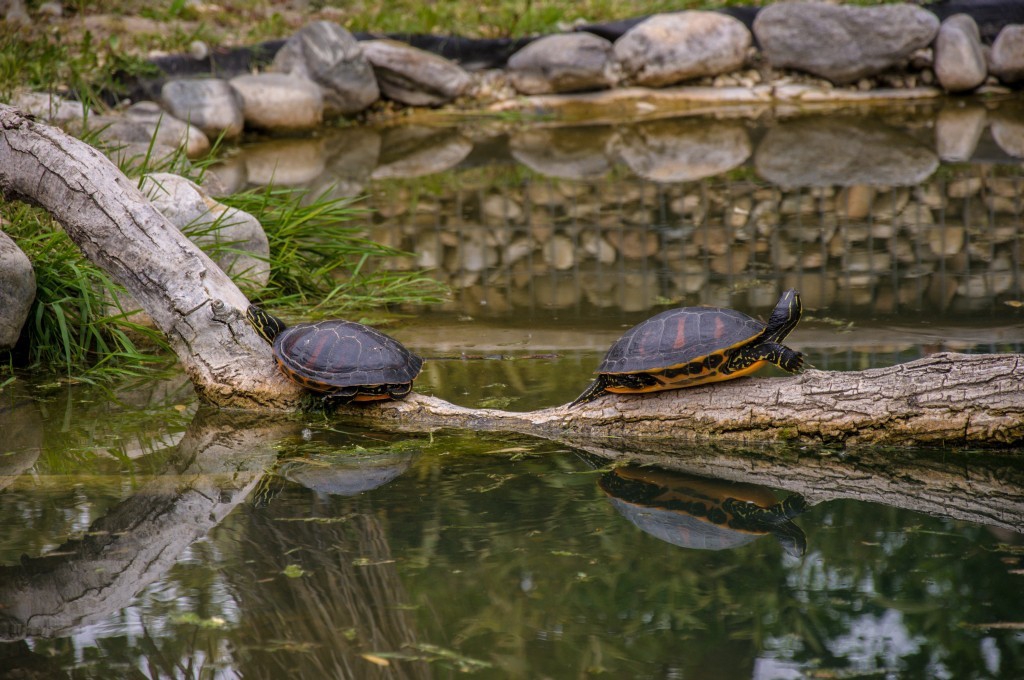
[1,104,1021,447]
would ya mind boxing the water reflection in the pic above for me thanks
[597,464,808,556]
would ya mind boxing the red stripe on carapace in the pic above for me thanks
[713,315,725,340]
[672,315,687,350]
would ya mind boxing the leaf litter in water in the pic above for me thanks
[365,643,492,671]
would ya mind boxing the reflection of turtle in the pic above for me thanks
[570,289,803,407]
[598,465,808,556]
[247,305,423,404]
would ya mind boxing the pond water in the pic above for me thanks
[2,101,1024,678]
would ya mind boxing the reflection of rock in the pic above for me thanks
[371,126,472,179]
[243,137,327,186]
[278,450,414,497]
[755,117,938,187]
[598,465,808,557]
[935,105,986,162]
[0,395,43,493]
[509,126,616,179]
[0,231,35,350]
[615,119,751,182]
[990,110,1024,158]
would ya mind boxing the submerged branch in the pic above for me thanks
[1,105,1021,447]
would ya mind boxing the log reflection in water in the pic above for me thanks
[0,410,283,641]
[579,439,1024,534]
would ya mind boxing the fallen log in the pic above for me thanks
[1,104,1022,447]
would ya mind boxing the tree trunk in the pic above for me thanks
[2,104,1022,447]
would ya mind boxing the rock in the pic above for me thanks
[89,104,210,159]
[229,73,323,132]
[140,173,270,288]
[990,111,1024,158]
[481,194,525,226]
[928,225,965,257]
[754,117,938,187]
[509,127,615,179]
[161,78,244,139]
[933,14,987,93]
[990,25,1024,84]
[543,234,576,270]
[935,105,986,162]
[581,231,617,264]
[614,119,750,182]
[0,230,35,350]
[606,230,659,260]
[507,33,617,94]
[837,186,875,220]
[753,2,939,84]
[271,21,379,116]
[11,91,87,123]
[360,39,472,106]
[614,11,751,87]
[371,126,472,179]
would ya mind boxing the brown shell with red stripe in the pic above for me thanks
[596,306,764,378]
[272,319,423,395]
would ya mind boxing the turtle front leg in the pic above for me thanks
[728,342,803,374]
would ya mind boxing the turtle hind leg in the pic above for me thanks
[568,376,608,408]
[387,383,414,400]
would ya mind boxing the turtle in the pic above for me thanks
[569,288,803,407]
[598,465,808,557]
[246,304,423,404]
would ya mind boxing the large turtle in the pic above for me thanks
[598,465,808,557]
[570,289,803,407]
[246,304,423,404]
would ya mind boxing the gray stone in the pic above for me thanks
[754,117,938,187]
[507,33,617,94]
[161,78,244,139]
[753,2,939,84]
[614,119,751,182]
[88,104,210,159]
[11,91,87,123]
[935,105,986,161]
[140,173,270,288]
[990,25,1024,84]
[360,39,472,106]
[0,230,35,350]
[229,73,323,132]
[271,21,379,116]
[614,11,751,87]
[934,14,986,92]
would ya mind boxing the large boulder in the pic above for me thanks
[934,14,987,92]
[360,39,472,106]
[140,173,270,288]
[229,73,323,132]
[753,2,939,84]
[990,25,1024,85]
[614,12,751,87]
[0,230,35,350]
[161,78,245,139]
[271,21,379,116]
[507,33,618,94]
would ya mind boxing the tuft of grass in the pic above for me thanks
[222,186,447,320]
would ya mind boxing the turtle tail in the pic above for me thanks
[568,376,608,409]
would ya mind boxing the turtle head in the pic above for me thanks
[246,304,287,344]
[765,289,802,342]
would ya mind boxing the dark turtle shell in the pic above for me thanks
[598,305,765,375]
[273,320,423,394]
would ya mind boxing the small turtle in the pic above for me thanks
[570,289,803,407]
[598,465,808,557]
[246,304,423,404]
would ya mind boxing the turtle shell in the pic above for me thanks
[598,306,765,376]
[272,320,423,394]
